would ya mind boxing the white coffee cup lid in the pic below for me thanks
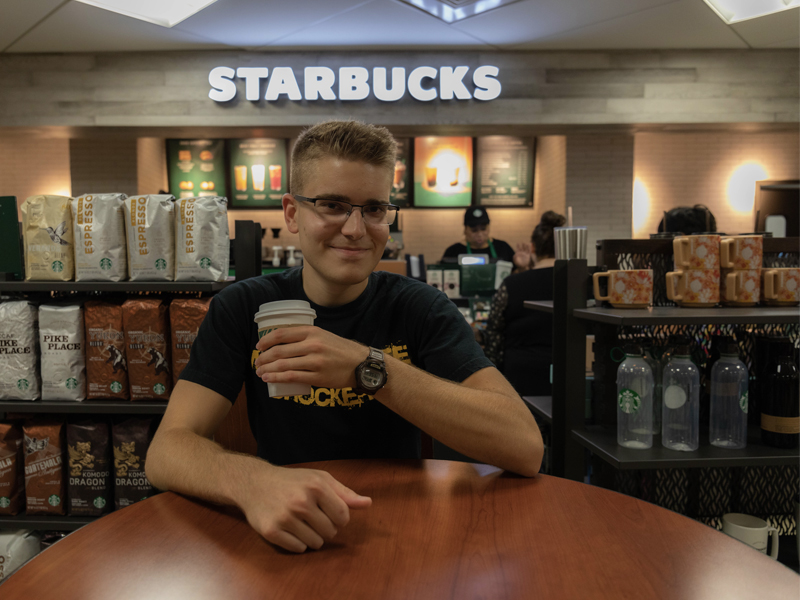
[254,300,316,323]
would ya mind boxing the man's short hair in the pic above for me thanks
[290,120,398,195]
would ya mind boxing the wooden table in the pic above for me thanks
[3,459,798,599]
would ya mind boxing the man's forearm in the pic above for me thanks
[374,358,543,476]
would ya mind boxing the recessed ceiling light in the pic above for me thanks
[702,0,799,24]
[396,0,525,24]
[74,0,218,28]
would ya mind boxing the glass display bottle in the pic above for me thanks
[617,344,654,449]
[709,342,749,449]
[662,340,700,451]
[761,339,799,449]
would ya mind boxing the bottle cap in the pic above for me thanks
[623,343,642,356]
[674,344,691,356]
[720,343,739,356]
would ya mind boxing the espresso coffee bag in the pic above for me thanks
[123,195,175,281]
[23,420,65,515]
[0,423,24,516]
[67,421,111,516]
[113,418,154,510]
[84,301,129,400]
[21,195,75,281]
[0,301,40,401]
[169,298,211,385]
[71,193,128,282]
[174,196,230,282]
[39,304,86,401]
[122,299,171,400]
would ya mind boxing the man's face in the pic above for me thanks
[465,224,490,248]
[284,156,392,291]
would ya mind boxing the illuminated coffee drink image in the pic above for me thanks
[425,167,437,188]
[269,165,282,191]
[393,162,406,189]
[234,165,248,191]
[251,164,266,191]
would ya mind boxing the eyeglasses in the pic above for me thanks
[294,195,399,226]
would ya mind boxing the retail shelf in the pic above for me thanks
[522,396,552,424]
[572,426,799,470]
[0,281,231,293]
[0,400,167,414]
[572,305,799,326]
[0,514,95,531]
[523,300,553,313]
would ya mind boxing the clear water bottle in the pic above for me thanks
[644,345,662,435]
[617,344,654,449]
[709,342,749,449]
[662,339,699,451]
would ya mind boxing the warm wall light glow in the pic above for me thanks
[54,188,72,198]
[632,178,651,238]
[727,162,768,214]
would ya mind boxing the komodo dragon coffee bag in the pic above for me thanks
[113,418,155,510]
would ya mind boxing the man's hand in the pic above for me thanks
[254,325,366,389]
[240,465,372,553]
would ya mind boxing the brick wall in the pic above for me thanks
[0,137,71,219]
[70,139,138,197]
[633,131,800,237]
[137,138,168,195]
[533,135,567,229]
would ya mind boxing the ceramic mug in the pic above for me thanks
[665,269,720,307]
[673,234,720,270]
[722,513,779,560]
[593,270,653,308]
[762,267,800,306]
[722,268,761,306]
[720,235,763,270]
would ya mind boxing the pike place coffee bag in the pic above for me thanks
[71,193,128,282]
[123,195,175,281]
[39,304,86,401]
[169,298,211,385]
[84,301,129,400]
[174,196,230,282]
[113,418,154,510]
[23,420,65,515]
[0,301,40,401]
[21,195,75,281]
[122,299,171,400]
[67,421,111,516]
[0,423,24,516]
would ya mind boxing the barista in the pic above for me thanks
[441,207,515,263]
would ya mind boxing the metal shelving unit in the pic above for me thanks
[0,514,95,531]
[573,305,798,326]
[0,281,231,293]
[0,400,167,415]
[522,396,552,424]
[522,300,553,313]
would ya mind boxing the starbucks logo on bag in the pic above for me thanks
[618,388,641,414]
[16,379,29,391]
[48,494,61,507]
[66,377,78,390]
[110,381,122,393]
[100,258,112,270]
[155,258,167,271]
[153,383,166,395]
[0,497,10,508]
[200,257,212,269]
[739,391,748,413]
[93,497,106,509]
[51,260,64,273]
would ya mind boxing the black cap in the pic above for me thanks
[721,343,740,356]
[624,344,642,356]
[465,206,490,227]
[672,336,691,355]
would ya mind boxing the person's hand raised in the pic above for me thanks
[513,242,533,270]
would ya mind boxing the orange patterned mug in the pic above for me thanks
[722,268,761,306]
[593,270,653,308]
[762,268,800,306]
[720,235,763,270]
[665,269,720,307]
[673,234,720,270]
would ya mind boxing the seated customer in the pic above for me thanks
[484,210,565,396]
[146,120,543,554]
[441,206,516,263]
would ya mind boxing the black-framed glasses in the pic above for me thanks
[294,195,399,226]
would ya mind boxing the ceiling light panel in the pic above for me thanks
[702,0,800,24]
[396,0,525,24]
[74,0,218,28]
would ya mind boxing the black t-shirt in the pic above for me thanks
[441,239,515,263]
[180,268,493,465]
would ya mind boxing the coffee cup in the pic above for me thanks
[720,235,763,270]
[762,267,800,306]
[253,300,317,398]
[593,270,653,308]
[665,269,719,307]
[722,268,761,306]
[673,234,720,270]
[722,513,779,560]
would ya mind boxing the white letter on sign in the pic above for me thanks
[236,67,269,101]
[408,66,437,102]
[339,67,370,101]
[439,66,471,100]
[304,67,336,101]
[208,66,236,102]
[265,67,302,101]
[373,67,405,102]
[472,65,501,101]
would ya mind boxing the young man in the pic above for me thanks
[146,121,543,554]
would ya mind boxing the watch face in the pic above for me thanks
[361,365,384,389]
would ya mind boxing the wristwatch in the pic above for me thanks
[353,347,388,395]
